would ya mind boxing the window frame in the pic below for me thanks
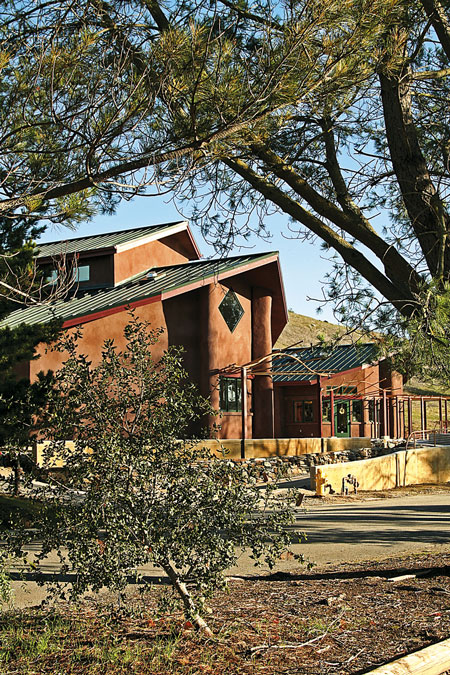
[352,399,363,423]
[293,399,315,423]
[219,376,242,412]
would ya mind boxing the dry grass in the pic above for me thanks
[274,311,365,349]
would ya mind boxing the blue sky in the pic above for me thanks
[39,194,337,321]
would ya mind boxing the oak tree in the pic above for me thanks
[25,315,298,633]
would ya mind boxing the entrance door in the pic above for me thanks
[335,400,350,437]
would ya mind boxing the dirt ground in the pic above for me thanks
[1,547,450,674]
[315,481,450,503]
[1,483,450,674]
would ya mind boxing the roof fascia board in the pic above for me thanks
[275,256,289,325]
[274,379,318,386]
[114,221,188,253]
[62,294,162,328]
[322,362,378,378]
[185,224,202,259]
[38,247,116,264]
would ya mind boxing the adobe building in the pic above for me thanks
[3,221,418,442]
[2,222,287,440]
[271,344,405,440]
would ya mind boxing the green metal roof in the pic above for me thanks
[1,252,276,329]
[272,343,379,383]
[36,222,186,259]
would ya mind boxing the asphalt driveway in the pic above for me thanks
[4,492,450,608]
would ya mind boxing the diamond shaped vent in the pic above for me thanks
[219,289,244,333]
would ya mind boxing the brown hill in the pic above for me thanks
[274,311,363,349]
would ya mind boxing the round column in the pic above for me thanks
[252,287,274,438]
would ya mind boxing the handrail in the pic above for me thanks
[405,427,447,451]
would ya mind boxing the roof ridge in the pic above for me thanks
[37,221,185,248]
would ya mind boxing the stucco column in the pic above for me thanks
[252,287,274,438]
[201,284,220,434]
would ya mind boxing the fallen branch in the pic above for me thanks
[249,613,343,655]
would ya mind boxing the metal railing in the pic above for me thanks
[405,428,450,451]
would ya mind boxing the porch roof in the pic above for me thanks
[272,343,379,383]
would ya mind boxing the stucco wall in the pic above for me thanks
[310,445,450,493]
[30,300,169,379]
[114,235,195,284]
[194,436,369,460]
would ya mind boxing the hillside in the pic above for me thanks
[274,310,363,349]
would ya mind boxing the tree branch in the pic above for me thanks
[249,142,423,296]
[222,154,417,316]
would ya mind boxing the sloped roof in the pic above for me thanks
[2,252,279,329]
[272,343,379,383]
[36,222,189,259]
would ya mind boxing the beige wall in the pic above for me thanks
[311,445,450,494]
[194,437,370,460]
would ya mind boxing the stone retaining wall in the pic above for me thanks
[196,436,372,460]
[227,444,394,483]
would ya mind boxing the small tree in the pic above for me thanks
[30,314,297,634]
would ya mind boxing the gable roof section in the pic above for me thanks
[2,252,281,330]
[36,221,199,259]
[272,343,379,383]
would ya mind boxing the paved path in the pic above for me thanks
[5,492,450,609]
[235,492,450,572]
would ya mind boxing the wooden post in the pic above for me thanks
[330,388,335,437]
[439,397,443,431]
[318,377,323,440]
[446,398,448,432]
[382,390,387,437]
[423,398,427,431]
[408,397,413,436]
[241,367,247,459]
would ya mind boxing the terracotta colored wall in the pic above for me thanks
[31,280,254,439]
[200,280,253,439]
[114,235,194,284]
[39,254,115,289]
[252,287,274,438]
[77,254,114,288]
[280,384,321,438]
[278,365,382,439]
[30,301,169,380]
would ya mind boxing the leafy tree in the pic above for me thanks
[20,314,297,634]
[3,0,450,376]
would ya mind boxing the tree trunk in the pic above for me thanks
[379,69,450,281]
[161,561,213,637]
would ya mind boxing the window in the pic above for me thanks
[322,400,332,422]
[218,289,244,332]
[326,385,357,395]
[352,399,363,423]
[220,377,242,412]
[45,269,58,285]
[368,399,375,422]
[293,400,314,423]
[75,265,90,282]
